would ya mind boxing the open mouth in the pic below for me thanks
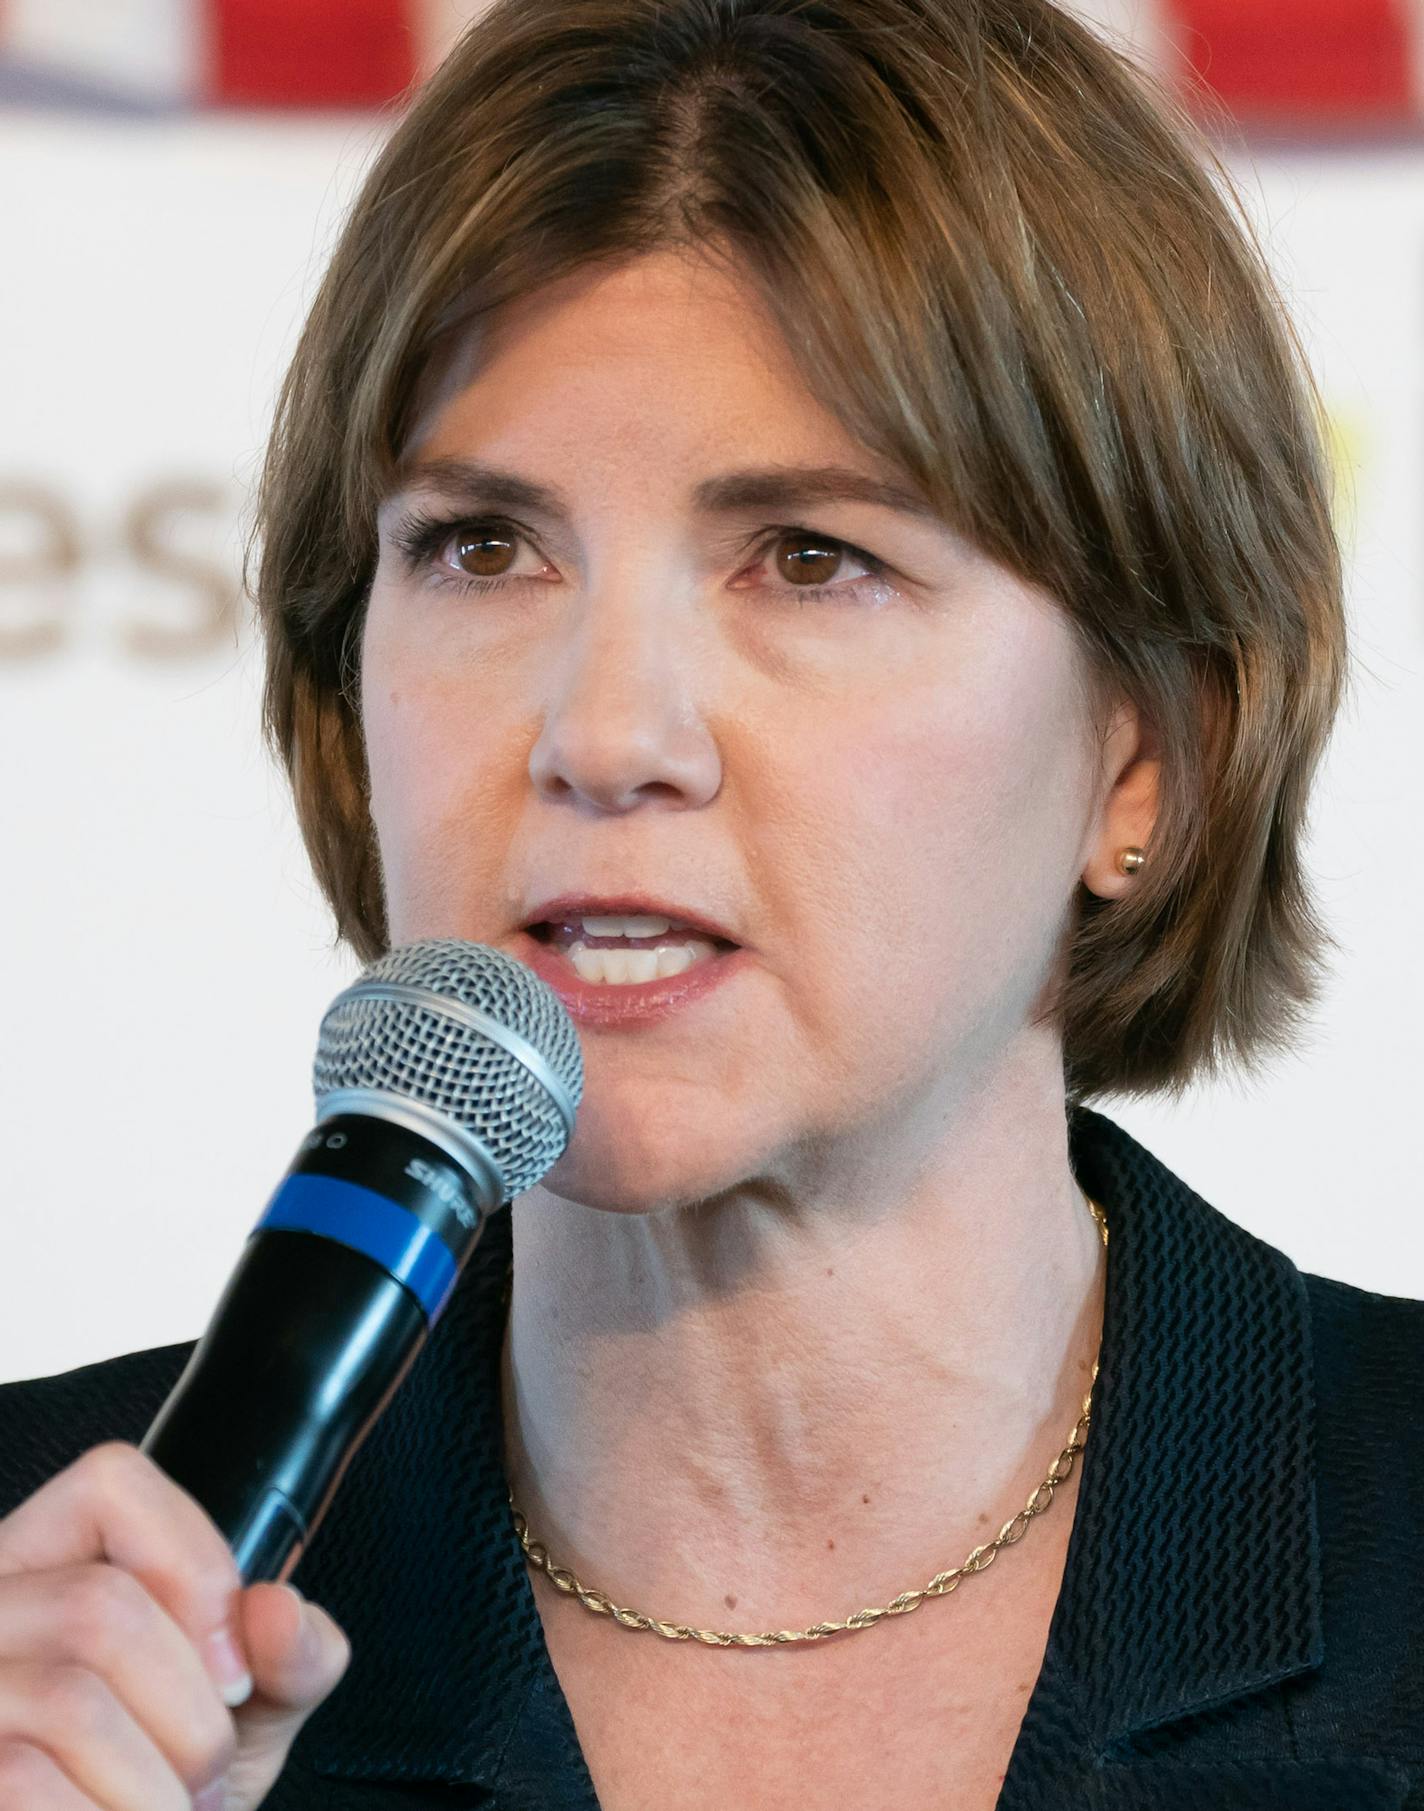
[525,915,739,988]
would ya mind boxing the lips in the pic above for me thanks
[513,925,748,1026]
[522,893,740,947]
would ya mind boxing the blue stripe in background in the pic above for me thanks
[255,1174,458,1322]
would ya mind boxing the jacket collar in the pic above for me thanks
[1038,1104,1324,1754]
[294,1106,1335,1790]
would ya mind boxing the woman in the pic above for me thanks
[1,0,1420,1807]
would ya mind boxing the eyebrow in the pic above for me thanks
[382,456,944,527]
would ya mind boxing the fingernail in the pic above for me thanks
[275,1583,319,1665]
[194,1780,227,1811]
[204,1628,253,1709]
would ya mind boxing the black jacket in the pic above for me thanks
[2,1106,1421,1809]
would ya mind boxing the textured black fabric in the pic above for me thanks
[1,1106,1421,1808]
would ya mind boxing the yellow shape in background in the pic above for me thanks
[1322,404,1368,549]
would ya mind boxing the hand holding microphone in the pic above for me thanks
[0,1442,349,1811]
[0,941,583,1808]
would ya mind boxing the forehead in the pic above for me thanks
[388,249,944,530]
[399,249,858,469]
[457,248,780,383]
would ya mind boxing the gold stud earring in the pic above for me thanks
[1116,847,1146,877]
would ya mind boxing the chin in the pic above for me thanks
[531,1123,753,1217]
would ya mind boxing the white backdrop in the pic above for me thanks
[1,111,1421,1383]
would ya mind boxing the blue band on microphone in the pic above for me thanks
[254,1175,458,1323]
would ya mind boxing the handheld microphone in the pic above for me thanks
[140,939,583,1584]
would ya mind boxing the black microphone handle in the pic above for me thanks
[141,1113,496,1583]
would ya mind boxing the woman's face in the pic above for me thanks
[362,249,1120,1213]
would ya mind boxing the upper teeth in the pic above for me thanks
[578,913,675,938]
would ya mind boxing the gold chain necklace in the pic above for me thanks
[505,1191,1108,1648]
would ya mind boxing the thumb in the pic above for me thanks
[220,1580,352,1810]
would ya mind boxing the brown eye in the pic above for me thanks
[774,533,847,587]
[448,528,519,579]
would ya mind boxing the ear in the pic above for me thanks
[1081,700,1161,900]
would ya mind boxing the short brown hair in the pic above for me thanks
[251,0,1347,1103]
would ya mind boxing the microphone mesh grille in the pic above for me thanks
[312,940,583,1201]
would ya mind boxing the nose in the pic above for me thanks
[526,586,722,814]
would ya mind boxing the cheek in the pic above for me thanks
[805,728,973,900]
[362,590,488,829]
[361,684,438,939]
[360,597,413,821]
[362,697,552,947]
[360,610,503,934]
[363,677,434,853]
[764,631,1092,1034]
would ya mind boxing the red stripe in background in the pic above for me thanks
[207,0,416,108]
[1173,0,1415,125]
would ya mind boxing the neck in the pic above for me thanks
[498,1060,1106,1637]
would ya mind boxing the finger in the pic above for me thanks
[0,1740,97,1811]
[0,1662,191,1811]
[221,1585,351,1811]
[0,1564,237,1797]
[237,1583,350,1729]
[0,1444,250,1705]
